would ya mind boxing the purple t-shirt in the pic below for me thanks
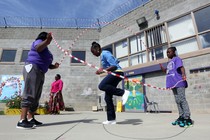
[166,57,187,88]
[26,39,53,73]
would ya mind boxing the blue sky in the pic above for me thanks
[0,0,128,19]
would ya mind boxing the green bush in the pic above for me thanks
[0,111,4,115]
[6,96,21,109]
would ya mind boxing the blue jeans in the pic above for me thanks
[98,72,124,121]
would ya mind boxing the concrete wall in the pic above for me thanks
[0,27,100,111]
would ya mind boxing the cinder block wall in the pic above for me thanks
[1,0,210,113]
[0,27,100,111]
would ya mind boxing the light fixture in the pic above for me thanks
[136,17,148,30]
[155,10,160,20]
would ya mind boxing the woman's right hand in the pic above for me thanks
[46,33,52,44]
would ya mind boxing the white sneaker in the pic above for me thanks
[122,90,130,105]
[102,120,116,125]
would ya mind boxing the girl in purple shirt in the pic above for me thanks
[160,47,193,127]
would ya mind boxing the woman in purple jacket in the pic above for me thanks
[17,32,59,129]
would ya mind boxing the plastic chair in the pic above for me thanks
[144,95,159,113]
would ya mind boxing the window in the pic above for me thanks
[115,40,128,58]
[149,46,167,61]
[21,50,29,62]
[102,45,113,54]
[118,58,128,68]
[146,25,167,62]
[199,32,210,48]
[130,33,146,54]
[130,52,146,66]
[71,51,86,64]
[146,24,167,48]
[0,50,16,62]
[194,6,210,32]
[171,37,198,55]
[168,15,195,42]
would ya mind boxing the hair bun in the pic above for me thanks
[92,42,97,45]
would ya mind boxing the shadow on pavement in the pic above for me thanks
[38,119,98,127]
[117,119,143,125]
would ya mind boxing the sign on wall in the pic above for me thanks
[0,75,24,102]
[124,75,144,112]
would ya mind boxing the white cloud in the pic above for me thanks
[0,0,38,17]
[0,0,128,18]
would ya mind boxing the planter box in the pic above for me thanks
[4,109,21,115]
[36,108,49,115]
[4,108,49,115]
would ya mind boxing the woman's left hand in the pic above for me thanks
[96,68,104,75]
[54,62,59,68]
[182,74,186,80]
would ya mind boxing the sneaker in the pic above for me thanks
[102,120,116,125]
[179,118,193,127]
[172,116,184,126]
[16,120,35,129]
[28,118,43,126]
[122,90,130,105]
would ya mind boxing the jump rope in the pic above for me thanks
[51,22,185,91]
[51,21,189,139]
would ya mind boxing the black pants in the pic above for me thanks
[98,72,124,121]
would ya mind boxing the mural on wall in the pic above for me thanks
[0,75,24,102]
[124,75,144,112]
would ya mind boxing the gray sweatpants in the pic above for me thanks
[172,87,191,119]
[21,63,45,113]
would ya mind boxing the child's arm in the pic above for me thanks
[180,66,186,80]
[159,63,166,73]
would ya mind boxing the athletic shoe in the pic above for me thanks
[179,118,193,127]
[122,90,130,105]
[172,116,184,125]
[16,120,35,129]
[102,120,116,125]
[28,118,43,126]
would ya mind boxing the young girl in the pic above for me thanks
[91,42,129,125]
[160,47,193,127]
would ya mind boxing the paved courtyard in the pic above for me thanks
[0,111,209,140]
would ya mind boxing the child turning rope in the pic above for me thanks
[160,47,193,127]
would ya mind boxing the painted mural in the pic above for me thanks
[124,75,144,112]
[0,75,24,102]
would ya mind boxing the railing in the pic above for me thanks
[0,0,149,28]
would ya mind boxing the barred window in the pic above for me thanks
[146,24,167,48]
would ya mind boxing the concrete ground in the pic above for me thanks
[0,111,209,140]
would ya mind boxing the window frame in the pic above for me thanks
[0,49,17,63]
[20,50,30,63]
[70,50,86,66]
